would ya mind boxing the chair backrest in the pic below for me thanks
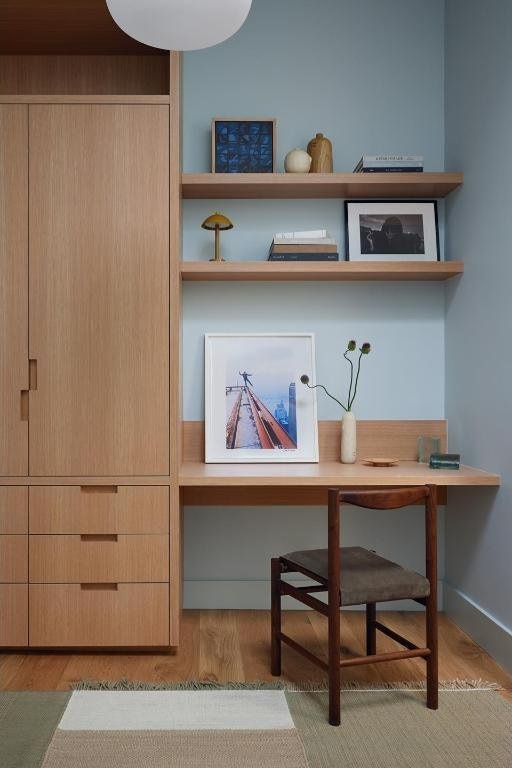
[326,485,438,604]
[338,486,430,509]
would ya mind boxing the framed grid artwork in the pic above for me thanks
[212,118,276,173]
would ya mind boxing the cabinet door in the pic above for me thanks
[29,105,169,476]
[0,105,28,476]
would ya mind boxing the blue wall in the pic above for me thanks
[182,0,447,608]
[445,0,512,670]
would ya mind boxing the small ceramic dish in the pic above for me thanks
[362,457,399,467]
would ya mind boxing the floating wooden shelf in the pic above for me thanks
[181,172,463,200]
[180,260,464,282]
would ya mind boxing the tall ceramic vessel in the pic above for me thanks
[307,133,333,173]
[341,411,357,464]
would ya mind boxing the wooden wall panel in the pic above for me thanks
[0,536,28,583]
[29,105,170,476]
[0,585,28,646]
[0,2,161,55]
[0,487,28,534]
[182,420,447,462]
[0,55,169,95]
[0,105,28,476]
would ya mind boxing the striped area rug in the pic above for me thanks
[2,682,512,768]
[41,689,308,768]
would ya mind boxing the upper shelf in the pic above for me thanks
[181,172,463,200]
[181,260,464,282]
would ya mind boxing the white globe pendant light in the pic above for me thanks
[106,0,253,51]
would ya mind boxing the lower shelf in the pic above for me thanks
[180,260,464,282]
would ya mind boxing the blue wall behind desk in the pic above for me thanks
[445,0,512,671]
[182,0,446,609]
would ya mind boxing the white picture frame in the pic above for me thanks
[345,200,440,261]
[204,333,318,463]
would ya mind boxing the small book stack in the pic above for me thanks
[354,155,424,173]
[268,229,339,261]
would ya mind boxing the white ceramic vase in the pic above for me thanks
[284,148,312,173]
[341,410,357,464]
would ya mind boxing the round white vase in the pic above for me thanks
[341,411,357,464]
[284,148,312,173]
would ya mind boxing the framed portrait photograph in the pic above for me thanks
[345,200,440,261]
[205,333,318,463]
[212,118,276,173]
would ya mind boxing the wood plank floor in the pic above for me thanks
[1,611,511,701]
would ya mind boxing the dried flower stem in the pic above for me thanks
[303,382,347,412]
[343,351,354,410]
[349,350,364,411]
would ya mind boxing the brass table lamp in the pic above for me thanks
[201,212,233,262]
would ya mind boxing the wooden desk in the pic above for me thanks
[180,421,500,505]
[180,460,499,487]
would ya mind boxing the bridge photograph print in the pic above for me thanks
[204,333,319,463]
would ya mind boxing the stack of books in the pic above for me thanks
[354,155,424,173]
[268,229,339,261]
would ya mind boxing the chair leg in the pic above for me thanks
[328,603,341,725]
[271,558,282,676]
[426,593,438,709]
[366,602,376,656]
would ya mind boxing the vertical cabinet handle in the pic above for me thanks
[29,359,38,390]
[20,390,29,421]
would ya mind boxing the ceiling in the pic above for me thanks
[0,0,164,55]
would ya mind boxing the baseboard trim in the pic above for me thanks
[444,584,512,674]
[184,579,444,611]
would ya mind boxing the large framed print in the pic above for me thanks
[205,333,318,463]
[345,200,439,261]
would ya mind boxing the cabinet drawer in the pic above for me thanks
[29,583,169,647]
[29,486,169,534]
[0,487,28,534]
[0,535,28,582]
[0,584,28,646]
[29,534,169,583]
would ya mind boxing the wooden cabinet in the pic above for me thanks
[28,104,170,476]
[0,487,28,534]
[0,105,29,476]
[0,487,28,582]
[29,485,169,534]
[1,79,179,647]
[30,583,169,647]
[25,484,171,646]
[0,488,28,645]
[0,585,28,647]
[0,536,28,582]
[30,534,169,583]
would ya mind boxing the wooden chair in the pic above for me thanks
[271,485,438,725]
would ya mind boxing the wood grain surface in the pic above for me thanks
[28,104,170,476]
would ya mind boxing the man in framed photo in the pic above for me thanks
[362,215,425,255]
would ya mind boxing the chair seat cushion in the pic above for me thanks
[282,546,430,606]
